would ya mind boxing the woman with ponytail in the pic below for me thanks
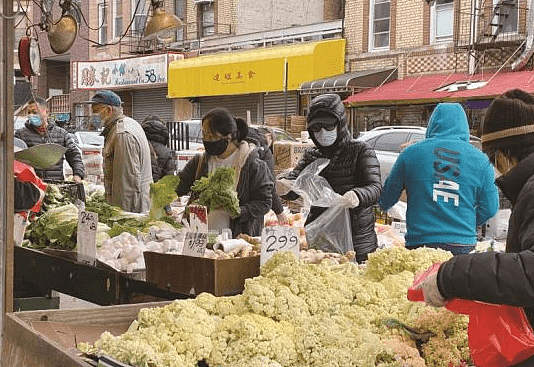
[176,108,273,237]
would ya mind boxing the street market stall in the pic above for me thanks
[3,247,472,367]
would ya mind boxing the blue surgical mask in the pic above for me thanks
[314,128,337,147]
[28,114,43,127]
[92,114,102,127]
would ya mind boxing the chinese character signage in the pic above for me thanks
[73,53,184,90]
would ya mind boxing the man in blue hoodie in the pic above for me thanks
[379,103,499,254]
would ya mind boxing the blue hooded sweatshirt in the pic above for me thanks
[379,103,499,247]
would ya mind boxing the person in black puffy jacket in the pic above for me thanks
[417,89,534,367]
[279,94,382,263]
[245,122,287,223]
[141,115,176,182]
[15,97,85,182]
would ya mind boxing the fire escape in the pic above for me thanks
[455,0,534,73]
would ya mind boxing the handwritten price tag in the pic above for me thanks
[182,231,208,258]
[77,210,98,264]
[260,226,300,266]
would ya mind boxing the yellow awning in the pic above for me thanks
[167,39,345,98]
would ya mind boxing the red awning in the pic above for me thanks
[344,69,534,106]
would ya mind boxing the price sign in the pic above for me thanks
[392,221,407,236]
[260,226,300,266]
[182,231,208,258]
[187,205,208,232]
[77,210,98,264]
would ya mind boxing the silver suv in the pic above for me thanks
[357,126,482,184]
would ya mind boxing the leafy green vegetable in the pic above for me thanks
[190,167,240,217]
[41,184,70,211]
[85,191,123,225]
[27,203,79,250]
[149,175,181,221]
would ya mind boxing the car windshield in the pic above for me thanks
[77,132,104,146]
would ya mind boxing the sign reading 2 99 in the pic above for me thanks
[260,226,300,266]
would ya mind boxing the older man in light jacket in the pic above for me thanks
[86,90,153,213]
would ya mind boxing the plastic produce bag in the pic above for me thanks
[409,263,534,367]
[292,158,339,210]
[304,197,354,254]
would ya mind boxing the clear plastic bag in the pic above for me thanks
[304,198,354,254]
[292,158,339,209]
[284,158,354,254]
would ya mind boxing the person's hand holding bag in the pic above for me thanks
[416,270,446,307]
[342,190,360,208]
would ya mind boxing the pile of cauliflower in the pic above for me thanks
[78,247,470,367]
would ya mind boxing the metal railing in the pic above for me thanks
[170,20,343,54]
[454,7,528,51]
[167,121,192,151]
[123,22,234,54]
[47,94,70,114]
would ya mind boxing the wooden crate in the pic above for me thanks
[265,115,289,129]
[290,115,307,138]
[1,301,172,367]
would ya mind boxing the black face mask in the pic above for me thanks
[203,139,228,156]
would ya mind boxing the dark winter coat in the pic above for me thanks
[283,94,382,262]
[150,141,175,181]
[15,121,85,181]
[246,127,284,215]
[176,147,273,237]
[437,153,534,366]
[142,119,175,181]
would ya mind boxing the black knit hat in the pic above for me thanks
[482,89,534,151]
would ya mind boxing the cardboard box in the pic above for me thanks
[1,301,171,367]
[144,252,260,296]
[273,140,314,173]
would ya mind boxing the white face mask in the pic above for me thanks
[314,128,337,146]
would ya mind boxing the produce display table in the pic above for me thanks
[1,301,170,367]
[14,246,190,307]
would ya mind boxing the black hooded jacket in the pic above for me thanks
[283,94,382,262]
[246,127,285,215]
[142,119,175,180]
[437,153,534,366]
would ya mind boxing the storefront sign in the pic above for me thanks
[73,53,184,90]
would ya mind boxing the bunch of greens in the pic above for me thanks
[148,175,181,221]
[190,167,240,217]
[85,191,123,224]
[41,184,71,211]
[106,213,183,238]
[27,203,79,250]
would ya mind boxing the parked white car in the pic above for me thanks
[357,126,482,184]
[65,130,105,180]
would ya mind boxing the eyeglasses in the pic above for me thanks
[309,124,337,133]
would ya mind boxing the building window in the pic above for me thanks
[431,0,454,44]
[132,0,149,37]
[493,0,518,34]
[98,3,108,44]
[199,2,214,37]
[369,0,390,51]
[175,0,185,41]
[14,2,29,46]
[114,0,123,38]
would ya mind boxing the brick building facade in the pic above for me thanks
[343,0,533,133]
